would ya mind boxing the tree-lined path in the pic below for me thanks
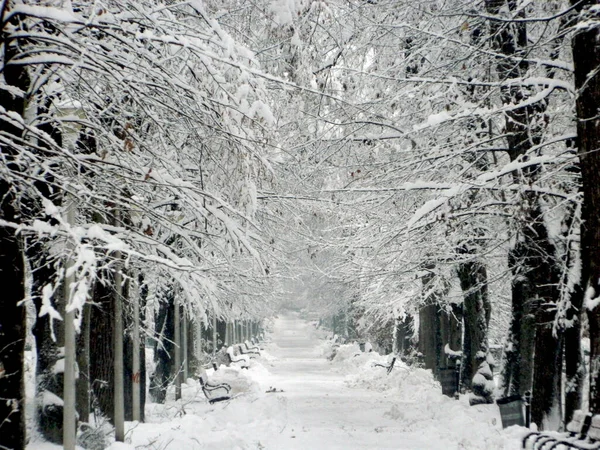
[3,2,599,448]
[109,313,515,450]
[253,314,508,450]
[265,314,415,449]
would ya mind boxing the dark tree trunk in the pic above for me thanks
[418,267,450,375]
[150,287,175,404]
[439,304,462,370]
[556,172,585,426]
[124,332,145,421]
[419,305,457,375]
[124,275,146,422]
[76,304,91,424]
[531,315,563,426]
[0,5,29,447]
[187,319,199,377]
[29,244,64,444]
[564,283,584,425]
[0,197,26,450]
[216,319,227,350]
[0,207,26,450]
[457,257,492,404]
[73,128,100,427]
[395,315,414,357]
[90,270,116,422]
[419,304,439,371]
[485,0,562,426]
[26,91,66,445]
[501,257,536,397]
[570,0,600,414]
[504,200,562,426]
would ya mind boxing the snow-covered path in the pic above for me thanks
[124,313,522,450]
[262,315,439,449]
[28,314,523,449]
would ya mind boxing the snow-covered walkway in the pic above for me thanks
[262,315,446,448]
[28,314,525,450]
[247,314,522,449]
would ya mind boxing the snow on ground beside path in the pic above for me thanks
[27,316,528,449]
[329,342,522,449]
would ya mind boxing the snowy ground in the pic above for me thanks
[27,314,526,449]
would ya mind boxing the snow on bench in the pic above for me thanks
[522,410,594,450]
[245,340,262,352]
[197,367,232,404]
[225,346,250,369]
[237,343,260,358]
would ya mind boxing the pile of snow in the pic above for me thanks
[329,342,362,362]
[316,334,344,359]
[209,364,265,396]
[127,357,288,450]
[105,443,134,450]
[254,346,278,363]
[328,344,525,449]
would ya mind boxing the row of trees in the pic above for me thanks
[209,0,600,431]
[1,0,600,448]
[0,1,285,449]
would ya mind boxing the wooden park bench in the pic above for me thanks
[522,411,595,450]
[238,342,260,358]
[245,340,262,352]
[373,357,396,375]
[226,346,250,369]
[197,368,232,404]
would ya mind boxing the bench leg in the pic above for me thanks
[208,396,231,404]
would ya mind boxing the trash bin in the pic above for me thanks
[438,367,459,397]
[496,395,525,428]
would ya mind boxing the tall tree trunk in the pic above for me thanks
[225,321,231,347]
[555,181,584,425]
[182,316,188,382]
[439,304,462,370]
[63,204,77,450]
[29,243,64,444]
[395,315,414,357]
[0,6,29,446]
[113,248,125,442]
[24,97,67,445]
[174,295,181,401]
[188,319,199,378]
[90,268,116,421]
[457,255,493,404]
[216,319,226,352]
[74,128,97,427]
[419,304,439,371]
[150,286,174,404]
[418,266,448,374]
[485,1,562,427]
[131,278,141,422]
[124,320,146,422]
[0,198,26,450]
[76,304,91,424]
[570,0,600,414]
[564,282,584,425]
